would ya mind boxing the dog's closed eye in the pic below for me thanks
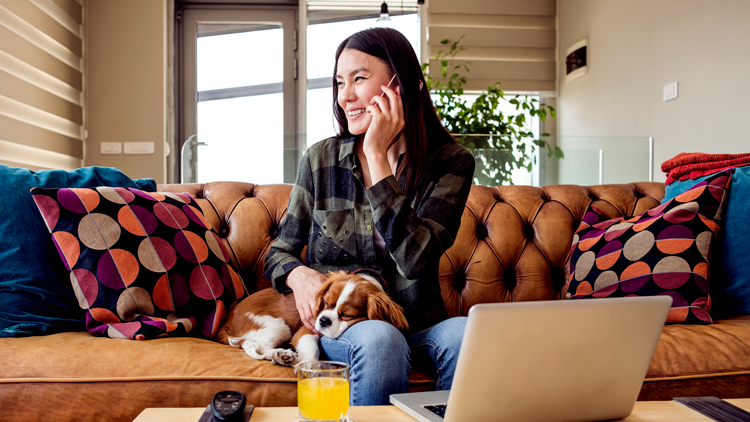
[337,306,362,321]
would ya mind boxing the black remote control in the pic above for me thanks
[210,391,246,421]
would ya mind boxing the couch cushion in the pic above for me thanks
[567,169,733,324]
[648,315,750,379]
[30,187,246,339]
[0,165,156,338]
[663,166,750,317]
[0,332,297,422]
[639,315,750,400]
[0,331,436,422]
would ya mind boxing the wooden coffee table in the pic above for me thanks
[134,399,750,421]
[134,405,406,421]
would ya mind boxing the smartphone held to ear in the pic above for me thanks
[380,74,397,97]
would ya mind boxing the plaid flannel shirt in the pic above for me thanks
[263,135,475,333]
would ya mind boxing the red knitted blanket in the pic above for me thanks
[661,152,750,184]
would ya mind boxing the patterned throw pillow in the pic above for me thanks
[663,166,750,317]
[31,187,246,340]
[566,169,734,324]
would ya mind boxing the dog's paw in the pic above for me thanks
[270,349,298,366]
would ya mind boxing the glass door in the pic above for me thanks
[180,7,297,184]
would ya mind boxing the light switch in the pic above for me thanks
[123,142,155,154]
[100,142,122,155]
[663,82,678,102]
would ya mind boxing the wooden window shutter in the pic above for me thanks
[0,0,83,170]
[426,0,556,92]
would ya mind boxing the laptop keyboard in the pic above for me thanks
[423,404,448,419]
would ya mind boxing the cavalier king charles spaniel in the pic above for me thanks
[217,270,408,366]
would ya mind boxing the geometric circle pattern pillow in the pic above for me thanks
[30,187,247,340]
[566,169,734,324]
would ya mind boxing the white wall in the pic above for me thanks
[85,0,168,183]
[557,0,750,183]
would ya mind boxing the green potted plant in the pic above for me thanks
[423,38,563,186]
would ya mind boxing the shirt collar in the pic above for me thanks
[338,135,357,162]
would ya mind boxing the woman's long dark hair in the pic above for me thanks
[332,27,455,198]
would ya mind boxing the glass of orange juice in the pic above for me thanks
[297,361,352,422]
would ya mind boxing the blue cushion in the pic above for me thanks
[663,166,750,317]
[0,164,156,337]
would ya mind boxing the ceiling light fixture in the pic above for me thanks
[376,1,391,22]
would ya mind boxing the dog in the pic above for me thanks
[217,270,409,366]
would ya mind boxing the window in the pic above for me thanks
[178,7,297,184]
[196,24,285,184]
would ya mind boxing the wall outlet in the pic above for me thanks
[663,82,678,102]
[123,142,155,154]
[100,142,122,155]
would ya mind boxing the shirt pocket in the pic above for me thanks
[311,209,358,265]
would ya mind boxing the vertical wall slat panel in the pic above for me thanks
[0,0,83,170]
[0,94,81,139]
[0,69,82,124]
[0,4,80,70]
[31,0,82,37]
[3,0,82,56]
[0,139,82,170]
[0,114,82,157]
[50,0,82,26]
[0,49,80,104]
[0,25,82,90]
[429,0,556,16]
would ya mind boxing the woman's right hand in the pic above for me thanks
[287,266,326,332]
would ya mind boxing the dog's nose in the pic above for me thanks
[318,316,331,328]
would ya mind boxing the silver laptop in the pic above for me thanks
[390,296,671,422]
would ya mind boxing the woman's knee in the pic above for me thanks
[320,320,410,360]
[346,320,409,356]
[429,316,467,350]
[328,320,410,386]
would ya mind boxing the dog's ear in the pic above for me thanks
[367,292,409,331]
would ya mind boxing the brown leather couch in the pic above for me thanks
[2,181,749,422]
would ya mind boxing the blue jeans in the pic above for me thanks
[319,317,467,405]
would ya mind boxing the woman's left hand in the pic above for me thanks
[362,84,405,163]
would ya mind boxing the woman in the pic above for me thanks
[264,27,475,405]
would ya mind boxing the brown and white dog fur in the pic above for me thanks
[217,270,409,366]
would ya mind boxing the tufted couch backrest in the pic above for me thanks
[158,181,665,317]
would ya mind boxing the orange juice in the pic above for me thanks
[298,377,350,421]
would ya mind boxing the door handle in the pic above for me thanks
[181,135,207,183]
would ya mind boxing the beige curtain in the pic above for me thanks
[425,0,556,92]
[0,0,83,171]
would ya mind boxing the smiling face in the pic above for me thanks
[335,48,395,136]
